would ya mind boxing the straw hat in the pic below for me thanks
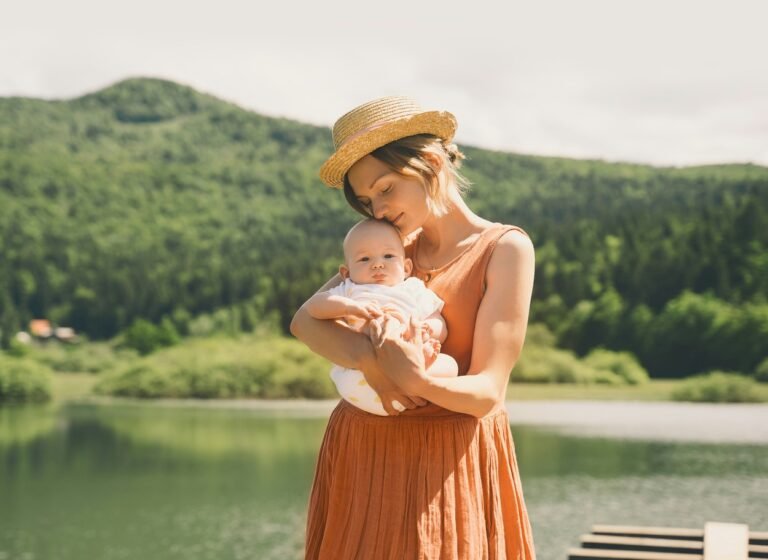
[319,96,457,188]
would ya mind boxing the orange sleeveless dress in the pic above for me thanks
[305,224,536,560]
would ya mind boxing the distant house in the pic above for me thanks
[26,320,78,343]
[54,327,77,342]
[29,319,53,338]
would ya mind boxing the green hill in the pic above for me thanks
[1,77,767,378]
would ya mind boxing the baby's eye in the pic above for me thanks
[382,185,393,194]
[384,254,395,259]
[359,257,369,262]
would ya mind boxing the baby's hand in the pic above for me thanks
[422,339,441,368]
[379,304,407,326]
[346,301,383,321]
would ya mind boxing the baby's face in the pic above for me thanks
[341,221,412,286]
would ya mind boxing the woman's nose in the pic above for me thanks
[371,199,387,219]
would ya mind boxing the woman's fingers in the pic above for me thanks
[381,314,402,339]
[391,400,406,412]
[380,399,400,416]
[374,389,421,415]
[368,317,384,347]
[367,303,383,319]
[403,316,420,342]
[393,394,418,410]
[380,305,406,325]
[405,316,426,346]
[380,394,416,415]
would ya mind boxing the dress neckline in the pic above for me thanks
[411,223,502,274]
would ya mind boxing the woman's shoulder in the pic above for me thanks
[491,223,530,240]
[487,225,535,272]
[477,223,533,257]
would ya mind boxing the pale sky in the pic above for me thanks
[2,0,767,166]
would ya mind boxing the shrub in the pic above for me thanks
[514,344,622,385]
[30,341,133,374]
[583,348,650,385]
[5,339,30,358]
[0,357,53,403]
[96,335,335,399]
[754,357,768,382]
[121,318,180,355]
[513,323,624,385]
[671,371,764,403]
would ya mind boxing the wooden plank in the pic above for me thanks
[581,534,703,552]
[568,547,703,560]
[751,532,768,546]
[749,543,768,559]
[703,522,748,560]
[592,525,703,540]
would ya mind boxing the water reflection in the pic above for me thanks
[0,402,766,560]
[0,405,58,447]
[513,428,768,478]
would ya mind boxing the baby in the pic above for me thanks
[305,219,458,415]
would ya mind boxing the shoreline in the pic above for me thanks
[48,374,768,405]
[56,393,768,445]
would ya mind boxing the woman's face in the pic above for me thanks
[346,155,432,237]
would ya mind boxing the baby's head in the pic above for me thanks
[339,219,413,286]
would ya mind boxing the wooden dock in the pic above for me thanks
[567,523,768,560]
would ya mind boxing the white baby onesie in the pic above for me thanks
[326,277,444,416]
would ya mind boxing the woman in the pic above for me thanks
[291,96,536,559]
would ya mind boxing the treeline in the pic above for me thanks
[1,77,766,378]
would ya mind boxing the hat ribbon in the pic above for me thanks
[337,120,391,149]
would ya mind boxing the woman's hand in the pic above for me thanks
[368,315,430,397]
[358,342,427,416]
[378,304,407,326]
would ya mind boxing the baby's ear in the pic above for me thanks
[403,258,413,277]
[339,265,350,280]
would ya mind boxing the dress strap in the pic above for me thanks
[475,225,529,288]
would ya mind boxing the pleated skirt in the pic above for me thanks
[305,400,536,560]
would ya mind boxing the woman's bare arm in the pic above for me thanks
[369,230,535,417]
[290,273,427,414]
[290,274,370,369]
[422,231,534,415]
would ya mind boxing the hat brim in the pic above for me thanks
[319,110,457,189]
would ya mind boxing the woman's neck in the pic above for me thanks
[418,191,492,255]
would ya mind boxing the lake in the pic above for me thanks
[1,399,766,560]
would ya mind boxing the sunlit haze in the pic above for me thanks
[2,0,767,166]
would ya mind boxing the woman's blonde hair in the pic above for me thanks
[343,134,471,218]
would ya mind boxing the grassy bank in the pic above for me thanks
[53,374,768,404]
[6,326,766,405]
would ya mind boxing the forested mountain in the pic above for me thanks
[1,77,766,377]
